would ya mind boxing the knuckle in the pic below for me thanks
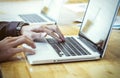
[21,36,27,41]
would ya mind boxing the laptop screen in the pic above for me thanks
[79,0,120,55]
[41,0,65,22]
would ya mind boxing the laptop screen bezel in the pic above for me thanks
[78,0,120,57]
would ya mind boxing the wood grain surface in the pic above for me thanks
[0,26,120,78]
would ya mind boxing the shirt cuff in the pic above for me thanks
[6,22,29,37]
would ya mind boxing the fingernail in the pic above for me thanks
[32,44,36,48]
[31,49,36,54]
[58,39,62,42]
[26,52,35,55]
[26,49,36,55]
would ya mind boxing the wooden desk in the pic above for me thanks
[0,0,120,78]
[0,26,120,78]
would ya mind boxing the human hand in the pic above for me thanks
[21,24,65,42]
[0,36,36,62]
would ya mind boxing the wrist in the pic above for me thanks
[16,22,29,36]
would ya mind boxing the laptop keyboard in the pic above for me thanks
[19,14,46,23]
[47,37,91,57]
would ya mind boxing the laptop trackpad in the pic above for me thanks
[22,41,59,63]
[34,42,59,58]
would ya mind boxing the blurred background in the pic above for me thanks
[0,0,119,27]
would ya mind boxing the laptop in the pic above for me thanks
[0,0,64,24]
[23,0,120,64]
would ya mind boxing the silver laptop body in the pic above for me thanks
[23,0,120,64]
[0,0,64,25]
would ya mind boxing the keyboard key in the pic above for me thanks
[69,37,91,55]
[47,39,71,56]
[47,37,91,57]
[19,14,46,23]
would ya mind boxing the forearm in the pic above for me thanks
[0,21,29,40]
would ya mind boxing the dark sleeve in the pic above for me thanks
[0,69,2,78]
[0,21,28,40]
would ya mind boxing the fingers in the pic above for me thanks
[31,26,45,33]
[4,36,19,42]
[31,33,47,42]
[54,26,65,41]
[43,28,63,41]
[10,36,36,48]
[29,24,65,42]
[44,25,65,42]
[12,47,35,55]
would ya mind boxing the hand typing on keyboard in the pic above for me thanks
[0,22,65,63]
[21,24,65,42]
